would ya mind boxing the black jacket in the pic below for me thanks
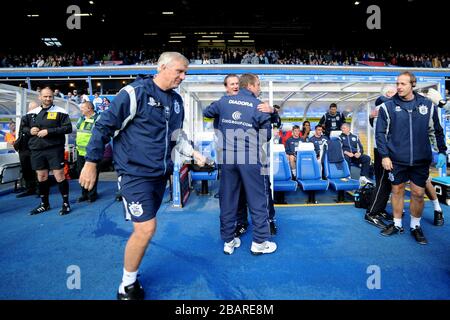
[21,105,72,151]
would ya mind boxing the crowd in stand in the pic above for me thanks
[1,48,449,68]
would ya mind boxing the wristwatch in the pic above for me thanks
[438,99,447,107]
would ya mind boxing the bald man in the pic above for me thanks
[21,88,73,214]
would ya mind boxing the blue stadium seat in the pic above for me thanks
[273,148,297,192]
[190,140,218,194]
[323,138,360,202]
[296,144,329,203]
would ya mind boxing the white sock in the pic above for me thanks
[292,169,296,176]
[410,216,421,229]
[393,218,402,228]
[119,268,138,294]
[431,199,442,212]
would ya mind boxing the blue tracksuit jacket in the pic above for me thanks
[376,92,447,166]
[85,75,189,177]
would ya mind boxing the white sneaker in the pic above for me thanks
[359,176,372,186]
[250,241,277,255]
[223,237,241,255]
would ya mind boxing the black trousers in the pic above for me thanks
[367,148,392,214]
[344,154,371,178]
[18,149,37,191]
[76,153,99,198]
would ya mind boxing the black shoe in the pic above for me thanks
[16,189,36,198]
[88,195,98,203]
[234,223,248,238]
[365,213,388,229]
[381,223,404,236]
[410,226,428,245]
[77,195,89,203]
[115,195,122,202]
[30,203,50,215]
[117,280,145,300]
[59,203,71,216]
[378,211,393,221]
[434,210,444,226]
[269,220,277,235]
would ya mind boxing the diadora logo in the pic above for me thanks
[395,106,401,112]
[232,111,242,121]
[229,99,253,107]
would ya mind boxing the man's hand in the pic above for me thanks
[344,151,354,158]
[370,109,379,118]
[427,88,444,106]
[257,102,274,114]
[382,157,393,171]
[354,152,361,158]
[192,150,207,167]
[437,153,446,168]
[30,127,40,136]
[37,129,48,138]
[79,161,98,191]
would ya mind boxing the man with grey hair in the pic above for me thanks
[339,123,372,185]
[79,52,206,300]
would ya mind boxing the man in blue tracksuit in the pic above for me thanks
[376,71,447,244]
[203,73,277,255]
[318,103,346,137]
[217,75,279,238]
[79,52,206,300]
[339,123,372,185]
[285,125,303,179]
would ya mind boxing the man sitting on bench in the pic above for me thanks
[339,123,372,185]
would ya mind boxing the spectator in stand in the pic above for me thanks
[92,92,103,111]
[54,89,64,99]
[80,90,90,103]
[71,90,81,104]
[4,120,16,147]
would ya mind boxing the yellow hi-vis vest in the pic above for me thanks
[76,117,96,156]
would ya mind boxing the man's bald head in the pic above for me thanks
[28,100,39,112]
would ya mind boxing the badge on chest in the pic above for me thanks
[47,112,57,120]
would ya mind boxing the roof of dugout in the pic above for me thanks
[0,65,448,116]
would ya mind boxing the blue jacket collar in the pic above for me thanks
[393,92,427,105]
[240,88,256,98]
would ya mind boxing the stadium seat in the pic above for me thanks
[273,144,297,192]
[296,143,328,203]
[0,152,21,190]
[190,140,218,195]
[323,138,360,202]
